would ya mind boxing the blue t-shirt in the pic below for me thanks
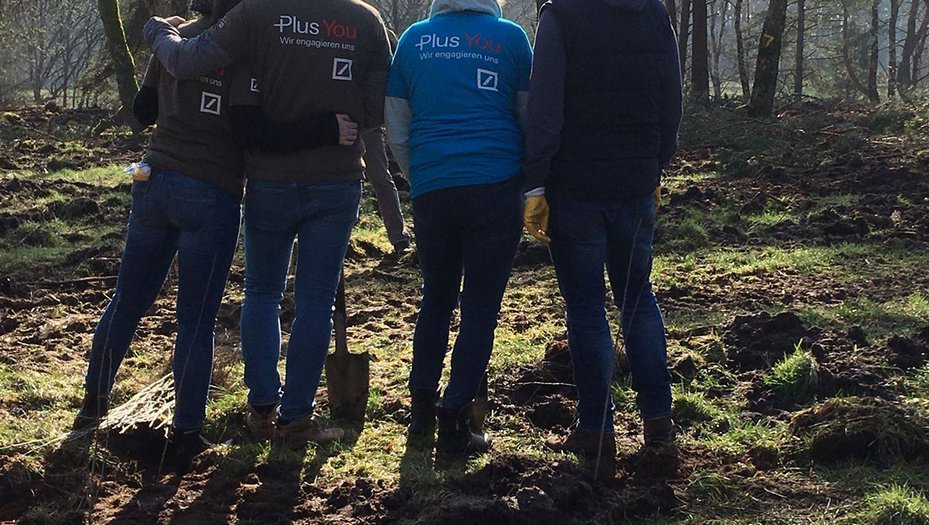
[387,12,532,198]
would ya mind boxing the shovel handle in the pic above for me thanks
[333,268,349,355]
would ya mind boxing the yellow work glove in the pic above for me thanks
[524,194,551,245]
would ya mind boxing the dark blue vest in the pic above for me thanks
[547,0,672,201]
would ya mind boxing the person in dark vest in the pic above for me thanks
[522,0,682,478]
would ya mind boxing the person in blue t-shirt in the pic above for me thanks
[386,0,532,456]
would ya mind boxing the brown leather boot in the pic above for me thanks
[545,429,616,480]
[643,416,676,447]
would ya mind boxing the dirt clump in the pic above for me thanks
[886,334,929,371]
[788,397,929,464]
[725,311,818,371]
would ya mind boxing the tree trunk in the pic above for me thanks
[747,0,788,117]
[691,0,710,103]
[667,0,678,34]
[710,0,729,100]
[678,0,692,79]
[889,0,900,97]
[842,4,873,100]
[794,0,805,98]
[735,0,750,101]
[97,0,140,129]
[912,0,929,84]
[867,0,881,102]
[900,0,921,88]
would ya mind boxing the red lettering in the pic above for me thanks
[323,18,357,40]
[464,32,501,54]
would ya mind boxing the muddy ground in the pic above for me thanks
[1,103,929,523]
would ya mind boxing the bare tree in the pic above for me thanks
[889,0,900,97]
[734,0,750,101]
[866,0,880,102]
[708,0,730,99]
[692,0,710,102]
[748,0,788,117]
[794,0,805,98]
[97,0,140,128]
[678,0,692,78]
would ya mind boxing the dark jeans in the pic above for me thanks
[84,169,241,430]
[548,192,671,433]
[239,180,361,422]
[409,177,522,408]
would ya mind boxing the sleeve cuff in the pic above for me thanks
[524,187,545,197]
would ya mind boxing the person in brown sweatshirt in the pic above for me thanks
[76,0,357,473]
[143,0,392,448]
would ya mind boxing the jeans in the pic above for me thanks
[84,169,241,430]
[409,177,522,408]
[239,179,361,422]
[547,192,671,433]
[362,129,407,245]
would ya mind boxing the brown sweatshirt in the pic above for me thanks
[205,0,391,182]
[143,18,247,198]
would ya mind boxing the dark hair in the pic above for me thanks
[211,0,244,24]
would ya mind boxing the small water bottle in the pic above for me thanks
[124,161,151,181]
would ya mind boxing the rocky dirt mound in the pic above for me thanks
[788,398,929,464]
[725,312,819,371]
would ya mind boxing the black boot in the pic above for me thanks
[72,391,109,430]
[408,389,439,442]
[436,402,491,456]
[168,428,212,474]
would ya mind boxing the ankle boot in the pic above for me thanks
[643,416,676,447]
[72,391,109,430]
[408,389,439,440]
[436,402,491,456]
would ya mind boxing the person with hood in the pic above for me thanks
[75,0,356,472]
[142,0,391,449]
[522,0,682,478]
[386,0,532,456]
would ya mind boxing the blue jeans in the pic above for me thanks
[84,170,241,430]
[409,178,522,408]
[548,192,671,433]
[239,180,361,422]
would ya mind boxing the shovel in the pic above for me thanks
[470,374,489,432]
[325,269,370,422]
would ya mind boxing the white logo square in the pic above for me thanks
[250,78,260,93]
[477,69,498,92]
[332,58,353,81]
[200,92,222,115]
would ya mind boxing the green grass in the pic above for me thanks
[798,293,929,340]
[853,484,929,525]
[764,346,819,403]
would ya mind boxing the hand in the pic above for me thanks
[336,114,358,146]
[164,15,186,27]
[524,194,551,245]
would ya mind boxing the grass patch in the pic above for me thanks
[798,293,929,340]
[851,484,929,525]
[763,346,819,403]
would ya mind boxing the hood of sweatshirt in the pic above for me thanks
[598,0,648,10]
[430,0,502,18]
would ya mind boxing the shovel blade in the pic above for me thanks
[325,351,370,422]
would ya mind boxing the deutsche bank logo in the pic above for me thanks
[250,78,260,93]
[200,92,222,115]
[332,58,353,81]
[477,69,498,92]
